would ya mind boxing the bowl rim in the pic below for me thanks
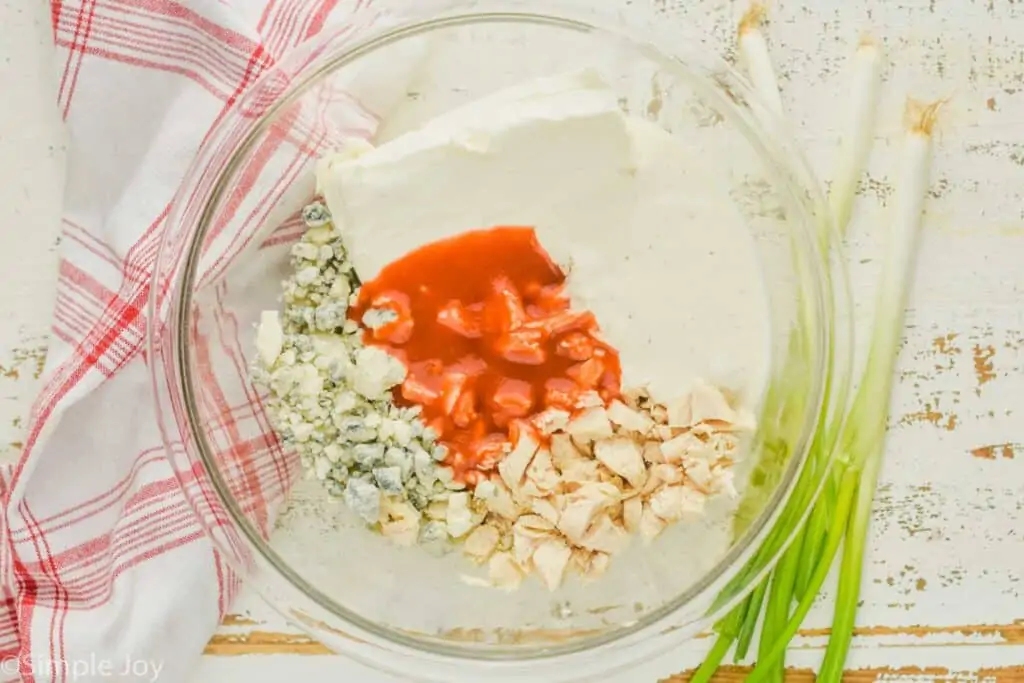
[149,2,849,676]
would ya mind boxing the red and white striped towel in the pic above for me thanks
[1,2,403,681]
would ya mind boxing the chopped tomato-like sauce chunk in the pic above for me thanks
[352,226,621,484]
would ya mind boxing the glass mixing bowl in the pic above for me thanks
[148,2,852,681]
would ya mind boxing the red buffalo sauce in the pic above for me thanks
[351,226,621,484]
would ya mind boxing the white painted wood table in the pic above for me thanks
[2,0,1022,681]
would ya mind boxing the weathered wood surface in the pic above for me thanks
[3,0,1022,680]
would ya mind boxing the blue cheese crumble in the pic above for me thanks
[252,200,454,548]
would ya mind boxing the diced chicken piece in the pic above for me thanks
[544,378,581,412]
[593,437,646,488]
[516,514,557,533]
[490,377,534,422]
[533,408,571,435]
[560,458,601,483]
[606,400,655,435]
[650,463,685,487]
[533,538,573,591]
[498,426,540,490]
[470,436,508,472]
[496,328,547,365]
[622,496,643,534]
[511,515,555,567]
[488,276,528,334]
[557,482,619,543]
[526,447,560,493]
[380,498,420,547]
[555,332,595,361]
[649,404,669,425]
[527,309,596,336]
[558,497,606,545]
[475,478,520,520]
[550,434,586,469]
[425,500,448,521]
[463,524,500,564]
[402,375,441,405]
[446,492,479,538]
[575,391,605,409]
[639,503,668,542]
[682,455,714,491]
[440,372,469,416]
[660,432,706,464]
[622,386,651,410]
[531,497,561,525]
[567,357,606,389]
[690,380,738,424]
[488,552,525,591]
[642,442,665,465]
[437,300,483,339]
[579,514,630,555]
[566,407,614,443]
[654,425,674,441]
[649,485,707,523]
[451,390,478,428]
[512,527,541,568]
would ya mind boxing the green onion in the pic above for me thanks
[737,3,784,117]
[737,98,939,682]
[693,7,940,681]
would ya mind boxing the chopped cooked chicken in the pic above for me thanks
[689,380,738,424]
[549,433,583,468]
[557,482,618,543]
[575,391,605,409]
[380,498,421,546]
[641,441,665,465]
[457,378,750,590]
[593,437,646,488]
[660,432,706,464]
[579,514,630,554]
[566,407,614,443]
[639,502,668,541]
[488,552,525,591]
[526,447,560,492]
[532,538,573,590]
[650,463,685,487]
[499,427,540,490]
[531,497,561,525]
[534,408,571,435]
[622,496,643,534]
[476,478,520,520]
[463,524,500,563]
[559,458,601,483]
[446,492,478,538]
[607,399,655,435]
[650,484,707,522]
[682,455,714,491]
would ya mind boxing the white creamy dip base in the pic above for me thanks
[317,68,770,408]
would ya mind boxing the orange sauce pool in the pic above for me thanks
[352,226,621,485]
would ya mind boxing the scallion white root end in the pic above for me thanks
[738,2,785,117]
[828,35,885,237]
